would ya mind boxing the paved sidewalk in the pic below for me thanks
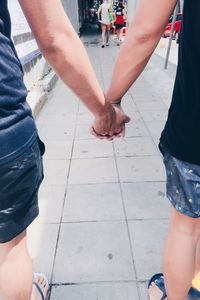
[155,38,179,66]
[28,35,178,300]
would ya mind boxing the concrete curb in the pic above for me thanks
[27,70,58,118]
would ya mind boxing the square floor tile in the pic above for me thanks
[117,156,166,182]
[140,110,168,122]
[50,282,139,300]
[152,135,161,148]
[135,100,167,111]
[28,222,59,279]
[53,222,135,283]
[114,137,159,157]
[121,98,138,114]
[44,140,73,160]
[138,282,149,300]
[43,159,70,185]
[121,182,169,219]
[128,220,169,280]
[75,125,95,140]
[40,125,75,141]
[126,121,149,137]
[69,158,118,184]
[77,112,94,125]
[63,183,124,222]
[47,95,78,115]
[72,140,114,159]
[145,121,165,137]
[132,93,157,103]
[37,185,66,223]
[43,112,77,126]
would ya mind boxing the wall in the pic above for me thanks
[8,1,51,90]
[8,0,80,90]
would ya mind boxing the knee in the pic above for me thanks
[171,209,200,241]
[0,231,27,264]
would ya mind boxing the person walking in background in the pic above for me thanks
[95,0,200,298]
[114,1,126,46]
[0,0,129,299]
[98,0,113,48]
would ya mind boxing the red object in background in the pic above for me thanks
[113,26,127,35]
[116,14,124,25]
[164,13,182,41]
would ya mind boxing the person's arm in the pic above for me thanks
[123,9,127,20]
[114,12,116,23]
[19,0,129,137]
[106,0,177,103]
[19,0,107,117]
[98,5,102,20]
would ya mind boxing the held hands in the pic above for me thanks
[90,102,130,141]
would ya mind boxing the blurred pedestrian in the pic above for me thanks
[98,0,113,48]
[0,0,129,299]
[114,1,126,46]
[89,6,97,25]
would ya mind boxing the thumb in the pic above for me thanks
[123,114,131,123]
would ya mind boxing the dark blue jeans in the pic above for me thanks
[0,138,45,243]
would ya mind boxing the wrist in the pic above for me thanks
[105,94,122,105]
[95,101,115,119]
[110,101,121,106]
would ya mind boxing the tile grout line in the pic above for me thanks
[39,217,169,226]
[129,91,165,158]
[50,278,148,287]
[112,141,142,300]
[48,97,81,299]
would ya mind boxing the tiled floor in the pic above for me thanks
[28,33,177,299]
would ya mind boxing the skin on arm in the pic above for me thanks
[106,0,177,103]
[98,5,102,20]
[19,0,107,117]
[114,12,116,23]
[123,8,126,20]
[19,0,130,137]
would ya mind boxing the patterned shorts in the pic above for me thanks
[161,145,200,218]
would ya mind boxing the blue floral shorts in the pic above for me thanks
[161,145,200,218]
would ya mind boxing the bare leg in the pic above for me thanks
[116,29,120,45]
[0,231,33,300]
[106,25,110,45]
[101,24,106,47]
[119,28,123,43]
[0,231,49,300]
[191,240,200,290]
[194,240,200,276]
[163,206,200,300]
[149,207,200,300]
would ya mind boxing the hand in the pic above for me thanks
[90,102,130,141]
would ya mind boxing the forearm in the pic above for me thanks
[106,28,161,103]
[98,6,101,20]
[41,31,107,117]
[106,0,177,103]
[19,0,107,117]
